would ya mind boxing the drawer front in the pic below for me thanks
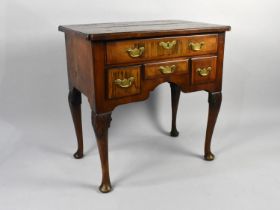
[106,34,218,65]
[144,59,189,79]
[107,40,149,65]
[153,37,183,58]
[107,66,141,99]
[185,34,218,56]
[191,56,217,85]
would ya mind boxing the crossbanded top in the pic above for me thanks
[59,20,230,41]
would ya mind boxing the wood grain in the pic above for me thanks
[106,34,218,65]
[191,56,217,85]
[59,20,230,40]
[144,59,189,79]
[107,66,141,99]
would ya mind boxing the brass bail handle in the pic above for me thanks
[189,41,205,51]
[159,40,177,50]
[159,65,176,74]
[127,46,145,58]
[196,67,212,77]
[114,77,135,88]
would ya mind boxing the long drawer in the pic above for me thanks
[106,34,218,64]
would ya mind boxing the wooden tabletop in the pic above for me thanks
[58,20,231,41]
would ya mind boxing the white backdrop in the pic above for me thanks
[1,0,280,210]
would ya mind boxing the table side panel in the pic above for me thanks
[65,33,94,98]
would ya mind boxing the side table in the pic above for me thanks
[59,20,230,193]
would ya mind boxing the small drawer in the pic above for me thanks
[107,66,141,99]
[153,38,183,58]
[106,40,150,65]
[185,34,218,56]
[144,59,189,79]
[191,56,217,85]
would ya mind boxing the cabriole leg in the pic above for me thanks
[68,88,84,159]
[91,111,112,193]
[170,83,181,137]
[204,92,222,161]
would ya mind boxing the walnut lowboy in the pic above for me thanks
[59,20,230,193]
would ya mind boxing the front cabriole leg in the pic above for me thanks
[204,92,222,161]
[91,111,112,193]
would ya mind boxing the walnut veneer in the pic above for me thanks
[59,20,230,193]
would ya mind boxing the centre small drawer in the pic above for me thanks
[144,59,189,79]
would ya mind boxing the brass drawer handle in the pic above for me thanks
[159,65,176,74]
[189,42,205,51]
[114,77,135,88]
[196,67,212,77]
[159,40,177,50]
[127,47,145,58]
